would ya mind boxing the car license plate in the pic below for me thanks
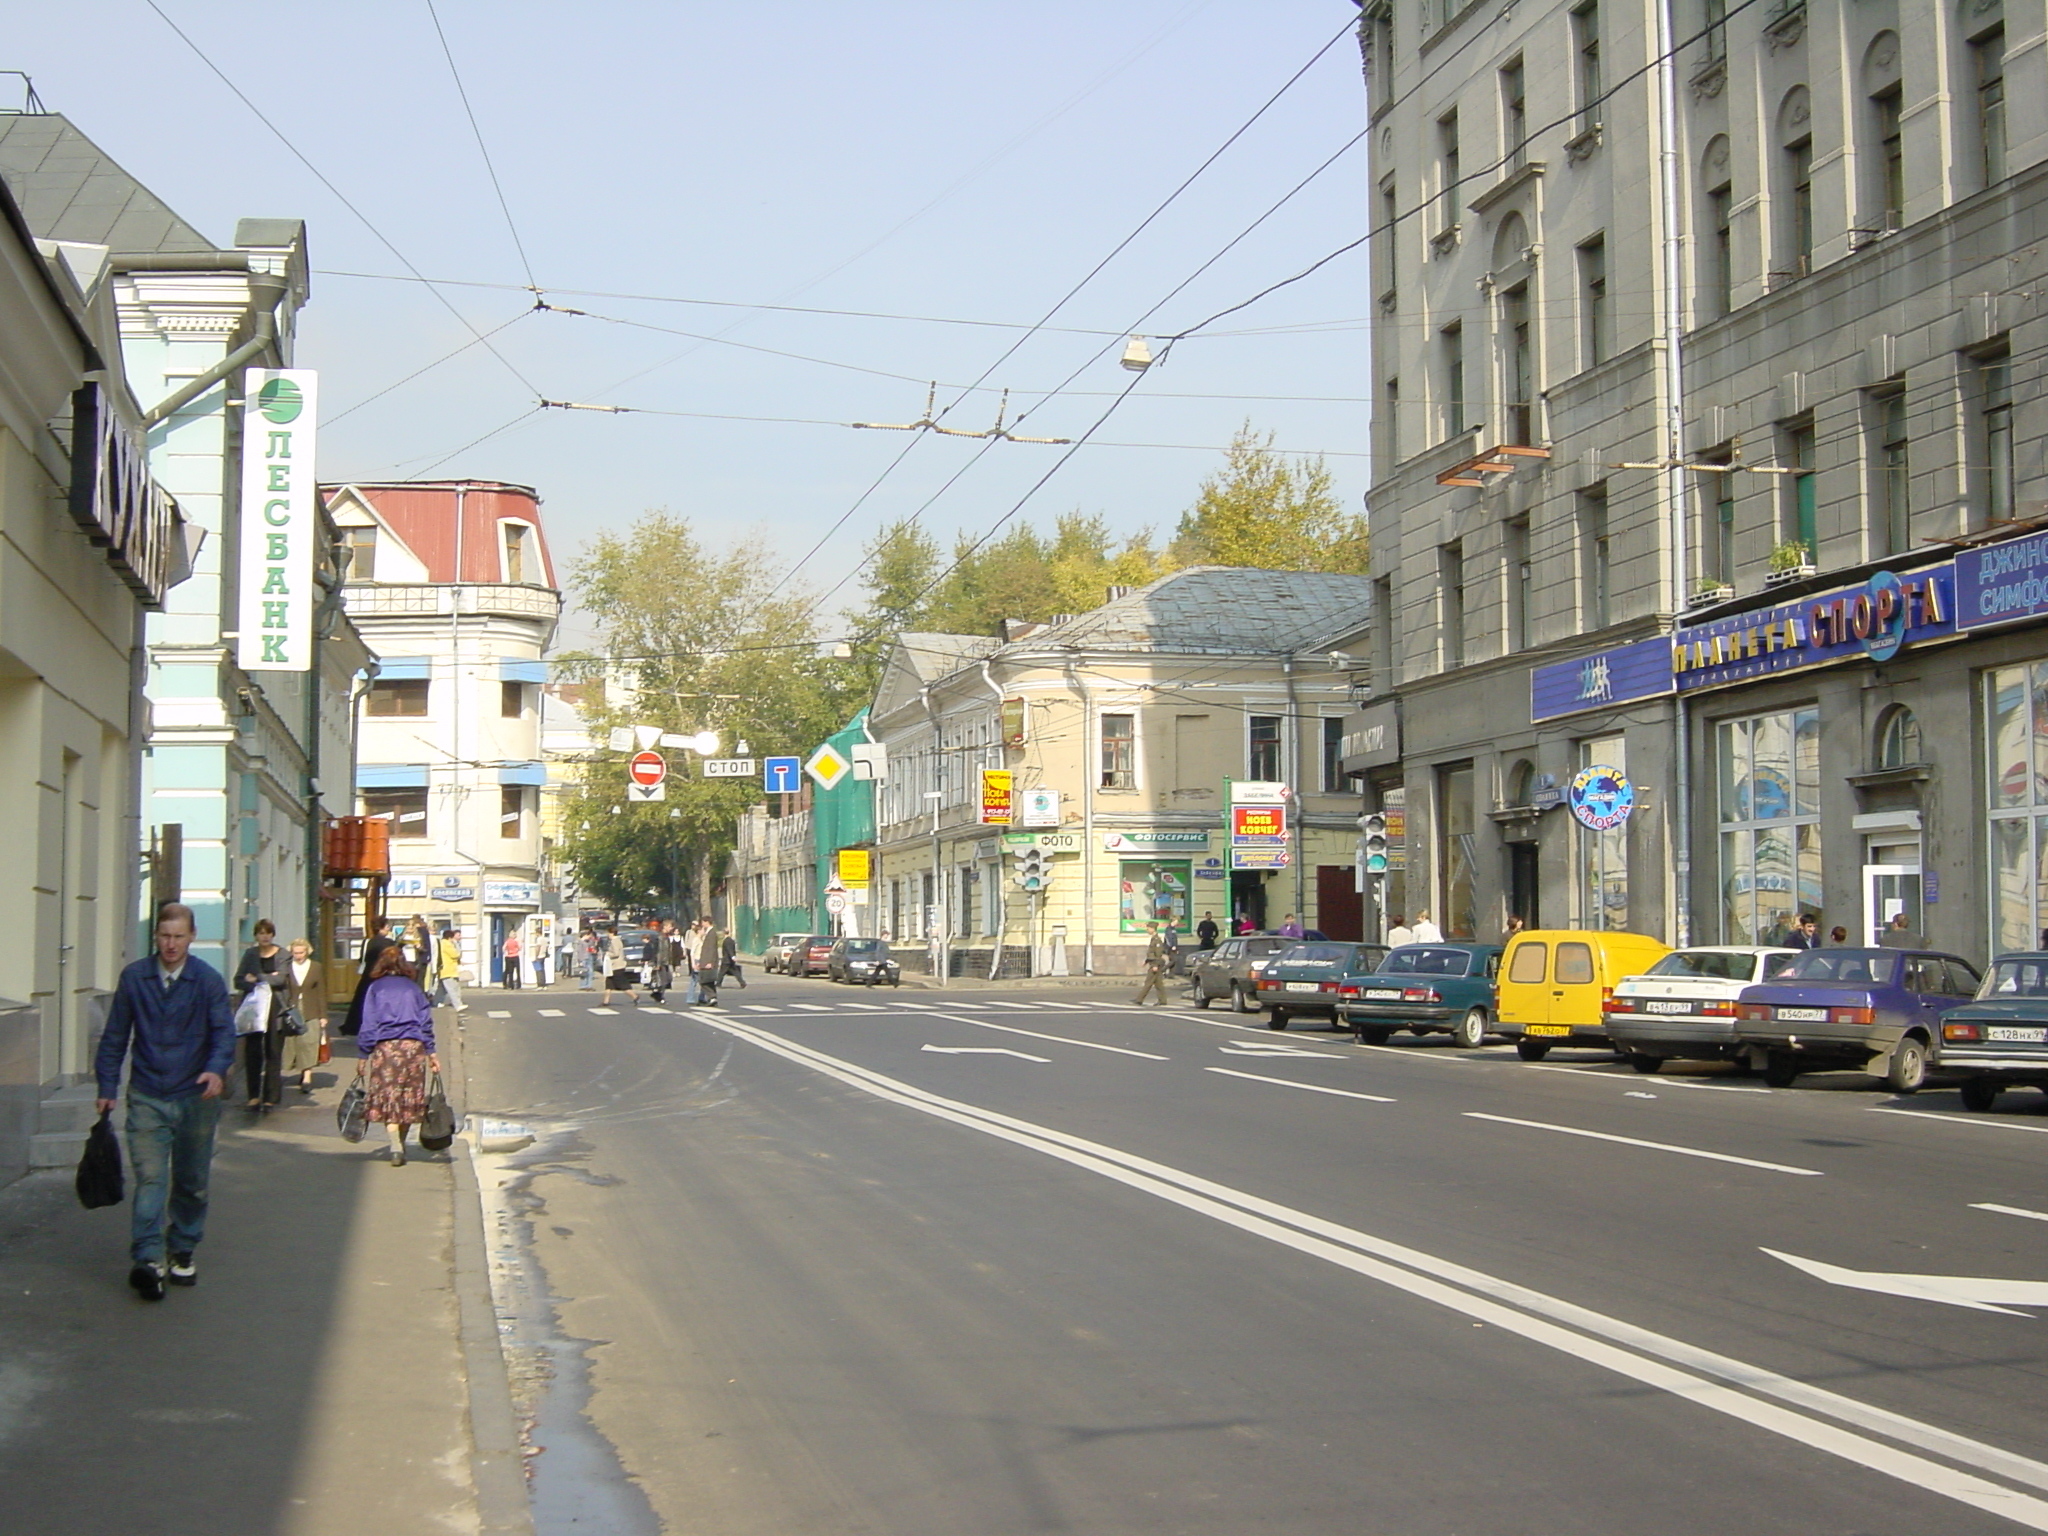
[1987,1025,2048,1043]
[1286,981,1320,993]
[1365,989,1401,1000]
[1645,1000,1690,1014]
[1776,1006,1828,1022]
[1525,1023,1571,1037]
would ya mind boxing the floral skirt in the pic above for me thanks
[366,1039,430,1126]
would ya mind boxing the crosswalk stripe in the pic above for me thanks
[790,1003,833,1012]
[537,1009,564,1017]
[742,1004,779,1013]
[587,1007,618,1015]
[838,1003,888,1011]
[487,1010,511,1018]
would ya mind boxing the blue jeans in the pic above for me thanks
[579,961,596,991]
[125,1090,223,1265]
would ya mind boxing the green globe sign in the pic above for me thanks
[256,376,304,424]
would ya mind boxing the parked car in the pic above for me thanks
[791,935,836,977]
[1939,952,2048,1111]
[1603,946,1798,1072]
[1734,946,1982,1090]
[1496,930,1673,1060]
[763,932,810,974]
[1341,943,1504,1047]
[1255,942,1391,1029]
[827,937,901,986]
[1188,935,1295,1012]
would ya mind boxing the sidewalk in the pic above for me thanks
[0,1018,529,1536]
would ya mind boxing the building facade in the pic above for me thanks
[863,569,1374,975]
[1361,0,2048,960]
[326,480,562,982]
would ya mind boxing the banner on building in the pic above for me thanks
[979,768,1014,824]
[237,370,318,672]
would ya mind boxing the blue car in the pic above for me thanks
[1340,943,1504,1048]
[1733,946,1981,1091]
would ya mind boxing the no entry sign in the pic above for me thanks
[628,751,667,787]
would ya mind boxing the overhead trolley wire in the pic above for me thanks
[423,0,540,292]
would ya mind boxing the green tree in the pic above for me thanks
[1170,424,1368,573]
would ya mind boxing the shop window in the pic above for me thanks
[1874,706,1922,770]
[1578,735,1632,930]
[1984,664,2048,951]
[1101,713,1136,789]
[1715,709,1822,942]
[363,787,429,841]
[1247,715,1283,782]
[366,678,429,717]
[1437,761,1477,939]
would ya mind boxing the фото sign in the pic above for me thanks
[236,370,318,671]
[1101,830,1209,852]
[979,768,1014,825]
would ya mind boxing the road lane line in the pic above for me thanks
[1462,1113,1824,1176]
[928,1012,1167,1060]
[1975,1203,2048,1224]
[1220,1042,1344,1059]
[1869,1106,2048,1136]
[688,1014,2048,1525]
[1205,1068,1396,1102]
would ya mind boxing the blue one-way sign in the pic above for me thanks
[763,755,802,794]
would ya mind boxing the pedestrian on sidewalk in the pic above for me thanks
[341,915,394,1038]
[1196,912,1220,950]
[721,929,747,989]
[501,930,523,990]
[578,927,598,991]
[1132,922,1170,1005]
[437,926,467,1013]
[94,902,233,1300]
[601,924,637,1007]
[232,919,286,1112]
[282,937,328,1097]
[1387,914,1413,948]
[1411,910,1444,944]
[410,915,438,1001]
[355,946,439,1168]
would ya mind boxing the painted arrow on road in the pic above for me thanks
[1763,1247,2048,1315]
[920,1044,1050,1063]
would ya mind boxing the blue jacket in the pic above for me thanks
[358,976,436,1052]
[95,953,236,1101]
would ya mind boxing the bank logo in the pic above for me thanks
[256,376,305,424]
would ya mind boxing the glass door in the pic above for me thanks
[1864,836,1922,944]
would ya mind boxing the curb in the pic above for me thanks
[446,1011,536,1536]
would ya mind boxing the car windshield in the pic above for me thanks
[1981,957,2048,998]
[1380,947,1472,977]
[1768,949,1898,985]
[1280,943,1351,966]
[844,940,880,954]
[1244,938,1289,956]
[1648,950,1766,982]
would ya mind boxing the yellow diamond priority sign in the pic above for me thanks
[805,742,852,791]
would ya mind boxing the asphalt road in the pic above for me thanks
[460,973,2048,1536]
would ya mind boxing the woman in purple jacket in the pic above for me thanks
[355,945,440,1166]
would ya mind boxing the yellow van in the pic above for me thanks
[1496,930,1672,1061]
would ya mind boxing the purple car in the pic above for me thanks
[1733,946,1981,1092]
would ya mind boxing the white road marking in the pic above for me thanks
[640,1006,671,1014]
[1870,1106,2048,1137]
[1463,1113,1824,1177]
[1204,1068,1396,1102]
[790,1004,834,1012]
[1220,1040,1344,1059]
[689,1014,2048,1526]
[920,1044,1050,1062]
[1032,1001,1096,1010]
[1974,1203,2048,1225]
[1645,1076,1773,1094]
[742,1004,779,1013]
[1517,1061,1773,1093]
[587,1008,618,1016]
[537,1009,565,1017]
[927,1012,1169,1060]
[488,1010,511,1018]
[838,1002,889,1011]
[1763,1248,2048,1316]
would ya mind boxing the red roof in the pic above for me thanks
[332,481,556,587]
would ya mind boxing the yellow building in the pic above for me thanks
[866,568,1374,976]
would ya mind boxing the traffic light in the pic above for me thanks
[1360,812,1390,875]
[1014,846,1052,892]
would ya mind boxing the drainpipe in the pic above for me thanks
[1285,653,1306,923]
[140,274,286,428]
[1064,652,1095,974]
[1655,0,1694,947]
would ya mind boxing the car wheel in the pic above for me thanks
[1267,1008,1290,1031]
[1514,1039,1551,1062]
[1193,983,1212,1010]
[1959,1078,2001,1112]
[1763,1053,1800,1088]
[1882,1036,1930,1094]
[1357,1025,1393,1046]
[1231,983,1253,1014]
[1627,1051,1665,1075]
[1451,1008,1487,1049]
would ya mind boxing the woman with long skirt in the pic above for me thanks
[355,945,439,1167]
[233,919,286,1111]
[281,936,328,1097]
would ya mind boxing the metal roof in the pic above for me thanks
[1022,566,1374,655]
[0,114,215,253]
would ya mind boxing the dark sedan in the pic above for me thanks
[1255,942,1390,1030]
[1939,951,2048,1111]
[1340,943,1503,1048]
[1734,946,1981,1091]
[827,937,901,986]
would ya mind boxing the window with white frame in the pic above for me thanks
[1101,713,1136,789]
[1247,715,1283,782]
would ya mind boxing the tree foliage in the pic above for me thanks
[1170,424,1369,573]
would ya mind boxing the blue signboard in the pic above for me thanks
[1530,636,1675,724]
[763,755,802,794]
[1955,531,2048,632]
[1672,564,1954,691]
[1568,765,1635,830]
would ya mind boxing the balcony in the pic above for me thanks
[344,582,562,623]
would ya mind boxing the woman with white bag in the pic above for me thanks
[232,918,286,1112]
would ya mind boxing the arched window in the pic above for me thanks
[1875,705,1922,769]
[1506,758,1537,806]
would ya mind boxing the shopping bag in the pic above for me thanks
[74,1110,123,1209]
[335,1077,369,1143]
[279,1004,307,1037]
[419,1072,456,1152]
[233,980,270,1035]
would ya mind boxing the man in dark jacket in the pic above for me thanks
[94,903,234,1300]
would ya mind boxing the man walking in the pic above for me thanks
[1132,921,1170,1005]
[1785,913,1822,949]
[438,927,467,1013]
[95,904,234,1300]
[721,927,747,989]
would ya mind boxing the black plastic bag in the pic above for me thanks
[419,1073,456,1152]
[336,1079,369,1143]
[75,1110,123,1209]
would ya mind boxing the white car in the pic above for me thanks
[1603,946,1799,1073]
[762,932,810,974]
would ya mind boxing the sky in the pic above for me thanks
[10,2,1371,641]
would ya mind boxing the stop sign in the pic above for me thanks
[628,751,667,787]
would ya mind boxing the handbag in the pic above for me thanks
[317,1036,332,1065]
[279,1003,307,1038]
[335,1077,370,1143]
[233,980,270,1035]
[420,1072,456,1151]
[75,1110,124,1209]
